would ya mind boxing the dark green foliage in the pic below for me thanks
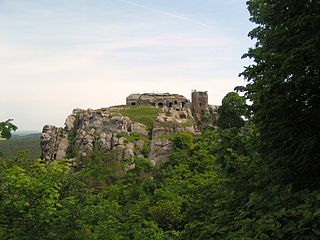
[0,152,69,239]
[0,119,17,140]
[160,127,320,239]
[171,131,194,150]
[66,128,78,158]
[217,92,247,129]
[0,151,164,239]
[149,200,183,231]
[240,0,320,188]
[67,129,77,141]
[0,126,319,239]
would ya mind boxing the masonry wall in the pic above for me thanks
[191,91,209,117]
[126,93,189,110]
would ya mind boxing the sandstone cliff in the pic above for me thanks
[41,105,197,167]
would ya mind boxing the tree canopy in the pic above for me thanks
[240,0,320,188]
[0,119,17,140]
[217,92,247,129]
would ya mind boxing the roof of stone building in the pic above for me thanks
[126,93,187,100]
[127,94,141,100]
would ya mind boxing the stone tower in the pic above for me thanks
[191,90,209,118]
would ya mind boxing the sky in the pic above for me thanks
[0,0,255,131]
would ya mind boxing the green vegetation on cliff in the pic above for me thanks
[114,106,160,131]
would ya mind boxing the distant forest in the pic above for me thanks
[0,134,41,159]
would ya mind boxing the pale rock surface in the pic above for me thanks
[40,104,197,168]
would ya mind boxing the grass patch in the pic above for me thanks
[125,132,145,142]
[124,132,151,157]
[115,106,160,131]
[158,134,174,140]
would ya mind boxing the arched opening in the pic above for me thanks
[158,102,164,108]
[131,102,136,106]
[174,100,178,104]
[180,113,187,119]
[169,102,173,107]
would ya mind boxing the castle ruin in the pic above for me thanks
[126,91,209,117]
[126,93,190,111]
[41,90,217,164]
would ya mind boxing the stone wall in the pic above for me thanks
[191,90,209,117]
[126,93,190,110]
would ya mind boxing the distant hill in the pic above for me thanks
[12,131,41,136]
[0,133,41,159]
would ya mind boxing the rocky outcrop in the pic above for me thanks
[41,104,197,168]
[41,125,68,162]
[148,107,196,165]
[42,108,147,163]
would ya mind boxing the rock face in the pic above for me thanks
[41,125,69,162]
[40,105,197,167]
[148,107,196,165]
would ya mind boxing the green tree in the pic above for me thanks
[0,153,69,239]
[0,119,17,140]
[171,132,194,150]
[240,0,320,188]
[217,92,247,129]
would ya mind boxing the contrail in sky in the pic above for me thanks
[116,0,212,28]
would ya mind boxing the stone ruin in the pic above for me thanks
[126,91,216,123]
[126,93,190,110]
[40,90,219,167]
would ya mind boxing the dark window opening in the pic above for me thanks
[176,108,180,111]
[158,102,164,108]
[174,100,178,104]
[199,103,202,107]
[169,102,173,107]
[180,113,187,119]
[131,102,136,106]
[181,102,185,108]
